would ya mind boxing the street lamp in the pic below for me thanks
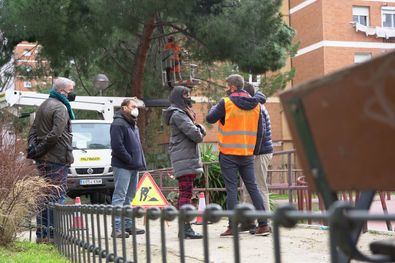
[93,74,109,96]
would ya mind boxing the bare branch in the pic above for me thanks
[197,77,226,89]
[150,31,181,41]
[72,60,91,96]
[165,23,207,47]
[119,41,136,57]
[103,47,130,74]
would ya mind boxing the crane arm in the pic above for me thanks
[4,90,145,121]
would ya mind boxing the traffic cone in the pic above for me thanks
[195,192,206,225]
[72,197,84,229]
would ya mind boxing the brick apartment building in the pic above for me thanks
[290,0,395,86]
[13,41,51,91]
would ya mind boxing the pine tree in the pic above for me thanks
[0,0,294,96]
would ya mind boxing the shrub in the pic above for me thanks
[196,144,227,208]
[0,116,52,246]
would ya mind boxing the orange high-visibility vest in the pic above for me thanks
[164,42,181,73]
[218,97,260,156]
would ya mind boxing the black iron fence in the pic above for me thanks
[147,149,304,205]
[32,202,395,263]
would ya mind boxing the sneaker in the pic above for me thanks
[125,227,145,235]
[111,230,130,238]
[254,225,271,236]
[220,227,233,237]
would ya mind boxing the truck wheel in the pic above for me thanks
[90,192,110,204]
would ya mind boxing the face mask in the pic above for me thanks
[184,97,193,107]
[131,108,139,118]
[67,92,76,102]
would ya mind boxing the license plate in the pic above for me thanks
[80,179,103,185]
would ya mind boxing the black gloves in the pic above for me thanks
[27,143,37,159]
[26,142,46,159]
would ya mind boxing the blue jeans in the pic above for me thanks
[219,153,267,226]
[111,167,139,231]
[36,161,68,239]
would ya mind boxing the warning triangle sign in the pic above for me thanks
[131,172,169,207]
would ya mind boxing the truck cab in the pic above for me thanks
[67,120,114,204]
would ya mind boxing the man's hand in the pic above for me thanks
[27,144,37,159]
[27,142,47,159]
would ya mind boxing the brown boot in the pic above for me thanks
[220,227,233,237]
[254,225,271,236]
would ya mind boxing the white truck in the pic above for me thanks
[4,89,146,204]
[67,119,114,203]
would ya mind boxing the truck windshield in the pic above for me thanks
[72,123,111,150]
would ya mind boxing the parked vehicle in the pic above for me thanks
[67,120,113,204]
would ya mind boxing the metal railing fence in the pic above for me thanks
[43,202,395,263]
[146,149,304,205]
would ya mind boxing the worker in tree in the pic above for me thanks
[163,36,182,87]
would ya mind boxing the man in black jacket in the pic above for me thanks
[242,83,273,234]
[110,98,146,238]
[27,77,76,243]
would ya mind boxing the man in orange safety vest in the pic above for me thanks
[206,74,271,237]
[163,36,182,87]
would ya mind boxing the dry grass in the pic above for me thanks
[0,117,53,246]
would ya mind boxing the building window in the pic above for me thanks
[22,49,32,57]
[23,81,32,88]
[25,65,33,74]
[352,6,369,26]
[382,7,395,28]
[248,74,261,86]
[354,53,372,64]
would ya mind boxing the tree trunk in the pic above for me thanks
[131,15,155,98]
[131,15,156,148]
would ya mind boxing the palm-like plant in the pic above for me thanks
[196,144,227,208]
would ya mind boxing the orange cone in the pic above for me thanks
[195,192,206,225]
[72,197,84,229]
